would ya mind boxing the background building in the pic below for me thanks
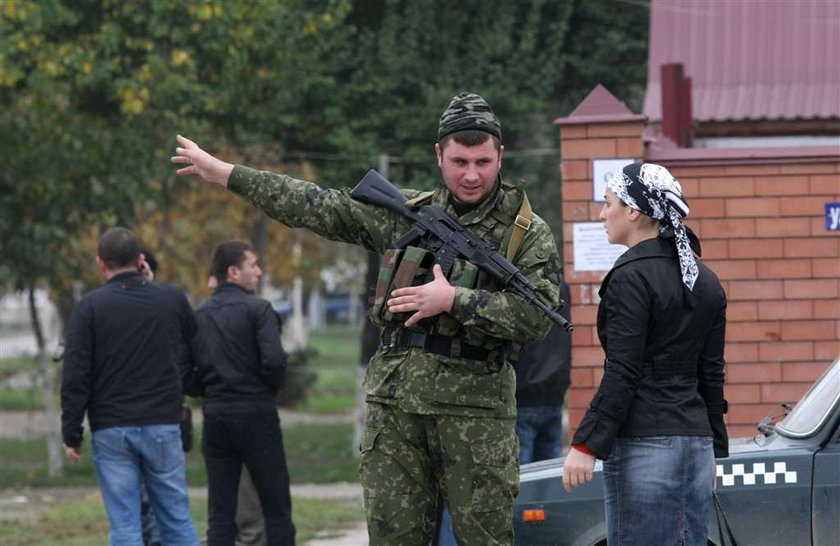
[558,0,839,438]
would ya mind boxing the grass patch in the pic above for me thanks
[284,422,359,483]
[308,326,362,367]
[0,387,42,411]
[0,355,36,374]
[0,355,44,411]
[294,496,365,541]
[300,325,362,413]
[0,493,112,546]
[302,395,358,414]
[0,488,363,545]
[0,421,358,489]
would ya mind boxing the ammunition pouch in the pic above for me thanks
[369,246,434,327]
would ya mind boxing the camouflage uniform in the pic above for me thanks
[225,94,562,546]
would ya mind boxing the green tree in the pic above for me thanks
[0,0,353,477]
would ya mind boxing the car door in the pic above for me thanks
[712,445,815,545]
[812,426,840,545]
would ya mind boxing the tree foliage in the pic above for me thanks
[1,0,649,298]
[308,0,649,236]
[0,0,353,298]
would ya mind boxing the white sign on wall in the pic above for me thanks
[573,222,627,272]
[592,158,634,202]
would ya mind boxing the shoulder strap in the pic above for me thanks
[505,191,532,261]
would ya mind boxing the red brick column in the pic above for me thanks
[554,86,647,434]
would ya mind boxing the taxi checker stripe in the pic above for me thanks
[716,461,798,487]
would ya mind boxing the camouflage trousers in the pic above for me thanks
[359,403,519,546]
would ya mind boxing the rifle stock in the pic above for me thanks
[351,170,417,220]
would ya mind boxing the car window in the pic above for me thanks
[776,358,840,438]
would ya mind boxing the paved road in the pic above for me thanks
[0,334,42,359]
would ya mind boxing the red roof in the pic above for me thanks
[644,0,840,123]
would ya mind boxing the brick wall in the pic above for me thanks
[558,118,840,439]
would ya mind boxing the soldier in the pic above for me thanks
[172,92,562,546]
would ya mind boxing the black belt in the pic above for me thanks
[381,328,495,362]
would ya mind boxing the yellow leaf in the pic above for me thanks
[171,49,190,67]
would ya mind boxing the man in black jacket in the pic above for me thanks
[514,281,572,464]
[61,227,200,546]
[193,240,295,546]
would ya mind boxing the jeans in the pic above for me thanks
[603,435,715,546]
[203,410,295,546]
[91,424,199,546]
[515,406,563,464]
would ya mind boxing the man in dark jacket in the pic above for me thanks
[192,240,295,545]
[61,227,200,546]
[514,281,572,464]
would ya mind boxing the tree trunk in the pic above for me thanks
[28,288,64,477]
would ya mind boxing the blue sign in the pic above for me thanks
[827,202,840,231]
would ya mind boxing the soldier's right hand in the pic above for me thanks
[171,135,235,187]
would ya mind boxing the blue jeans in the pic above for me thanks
[603,435,715,546]
[516,406,563,464]
[92,424,199,546]
[434,502,457,546]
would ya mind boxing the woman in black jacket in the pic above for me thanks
[562,163,728,546]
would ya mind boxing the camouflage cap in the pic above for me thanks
[438,92,502,142]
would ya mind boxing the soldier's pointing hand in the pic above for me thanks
[171,135,234,187]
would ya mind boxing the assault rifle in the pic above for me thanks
[350,169,573,332]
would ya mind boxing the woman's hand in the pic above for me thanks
[562,448,596,493]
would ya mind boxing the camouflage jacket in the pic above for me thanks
[228,165,562,418]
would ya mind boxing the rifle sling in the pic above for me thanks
[506,191,532,261]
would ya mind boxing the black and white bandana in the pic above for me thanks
[607,162,699,291]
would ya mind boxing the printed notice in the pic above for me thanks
[573,222,627,272]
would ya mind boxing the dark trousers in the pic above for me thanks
[202,410,295,546]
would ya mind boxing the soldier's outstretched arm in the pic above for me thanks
[170,134,400,254]
[171,135,234,187]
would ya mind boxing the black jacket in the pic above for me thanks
[61,272,197,448]
[192,283,286,413]
[515,282,572,407]
[572,234,729,459]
